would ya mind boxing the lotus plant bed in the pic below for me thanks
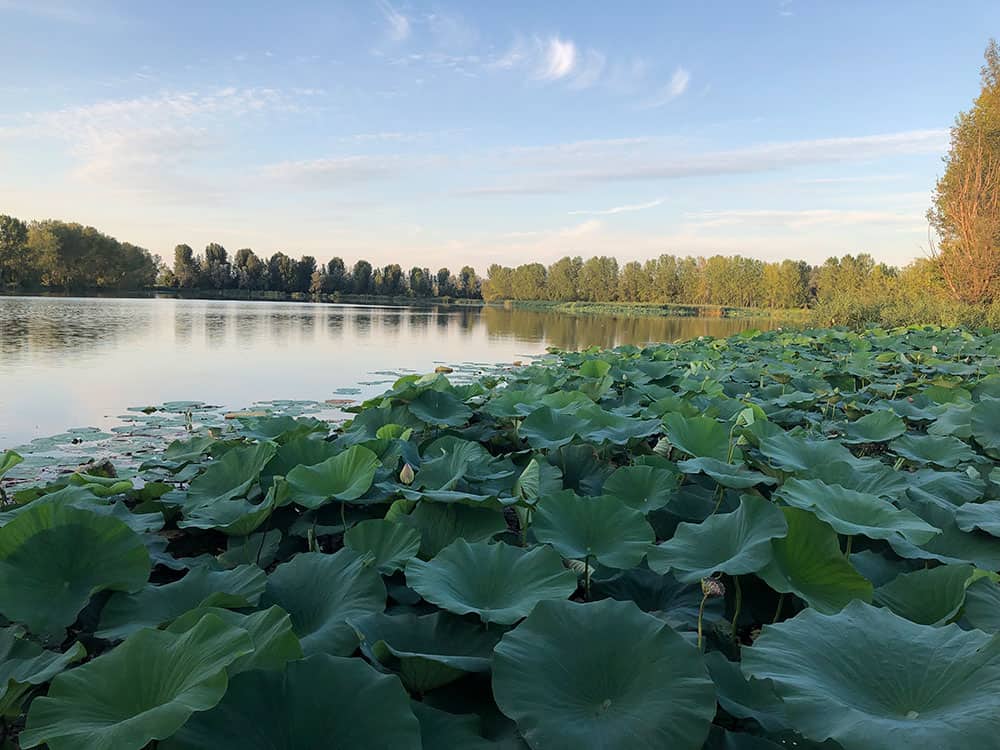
[1,326,1000,750]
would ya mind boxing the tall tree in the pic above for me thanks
[352,259,373,294]
[436,267,454,297]
[0,214,29,286]
[233,248,266,290]
[325,257,347,292]
[173,244,201,288]
[295,256,317,293]
[930,39,1000,304]
[546,256,582,301]
[202,243,231,290]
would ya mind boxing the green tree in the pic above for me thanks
[578,256,619,301]
[546,256,582,301]
[617,261,646,302]
[202,243,231,290]
[436,267,454,297]
[482,264,512,301]
[930,39,1000,303]
[233,248,266,290]
[457,265,480,298]
[325,257,347,293]
[352,259,373,294]
[295,256,317,293]
[173,244,200,288]
[267,252,297,292]
[0,214,29,286]
[408,266,433,297]
[511,263,547,300]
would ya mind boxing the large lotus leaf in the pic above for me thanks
[163,654,422,750]
[284,445,380,508]
[601,465,679,512]
[742,601,1000,750]
[22,614,254,750]
[677,457,778,489]
[519,407,590,449]
[411,701,494,750]
[0,450,23,479]
[350,611,501,692]
[776,478,940,545]
[165,605,303,675]
[533,491,653,568]
[236,415,327,443]
[758,432,857,473]
[839,410,906,444]
[955,500,1000,536]
[873,564,976,625]
[175,442,278,507]
[704,651,788,733]
[401,502,507,558]
[0,503,150,637]
[549,444,614,496]
[911,468,986,504]
[343,519,422,574]
[890,433,977,468]
[927,402,974,438]
[591,567,725,632]
[758,507,873,614]
[406,540,578,624]
[96,564,267,640]
[492,598,716,750]
[261,549,386,655]
[0,628,86,716]
[971,397,1000,455]
[647,495,788,583]
[663,413,731,460]
[408,389,473,426]
[513,457,564,502]
[264,434,340,478]
[415,436,513,490]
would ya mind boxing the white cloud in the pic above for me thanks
[537,36,577,80]
[642,67,691,108]
[568,198,664,216]
[377,0,410,41]
[569,50,607,90]
[260,155,409,188]
[683,208,923,230]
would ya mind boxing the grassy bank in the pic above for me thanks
[493,298,809,320]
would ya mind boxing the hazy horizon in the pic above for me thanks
[2,0,997,270]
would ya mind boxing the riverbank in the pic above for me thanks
[495,298,808,320]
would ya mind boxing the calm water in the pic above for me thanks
[0,296,780,446]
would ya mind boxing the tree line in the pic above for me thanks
[164,244,482,299]
[0,218,159,290]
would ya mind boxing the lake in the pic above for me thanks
[0,295,782,447]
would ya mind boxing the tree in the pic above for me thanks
[0,214,29,286]
[325,257,347,293]
[617,261,646,302]
[202,243,231,290]
[511,263,547,300]
[436,267,454,297]
[233,248,266,290]
[930,39,1000,304]
[578,256,619,301]
[173,244,200,288]
[309,268,327,295]
[481,265,512,301]
[352,259,373,294]
[457,265,480,298]
[546,256,582,301]
[295,256,317,293]
[267,252,297,292]
[408,266,433,297]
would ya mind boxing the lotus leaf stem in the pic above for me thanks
[731,575,743,641]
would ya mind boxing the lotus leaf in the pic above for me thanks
[647,495,788,583]
[955,500,1000,536]
[776,478,940,545]
[343,518,422,574]
[408,389,473,426]
[284,445,380,508]
[839,410,906,444]
[173,442,277,508]
[96,564,267,640]
[0,628,85,717]
[22,614,254,750]
[350,610,501,692]
[873,563,976,625]
[971,396,1000,455]
[492,598,716,750]
[532,490,654,568]
[742,601,1000,750]
[758,507,873,613]
[663,413,731,461]
[602,464,680,512]
[163,654,421,750]
[0,503,150,637]
[677,457,778,489]
[261,549,386,655]
[406,539,578,624]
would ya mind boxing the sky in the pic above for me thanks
[0,1,997,272]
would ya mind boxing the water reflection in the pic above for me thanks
[0,295,783,445]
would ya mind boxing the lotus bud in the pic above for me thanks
[399,463,415,485]
[701,577,725,598]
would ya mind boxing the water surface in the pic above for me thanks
[0,296,780,446]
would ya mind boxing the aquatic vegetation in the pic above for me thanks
[2,325,1000,749]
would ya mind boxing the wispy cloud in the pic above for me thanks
[683,208,923,230]
[377,0,410,41]
[641,67,691,108]
[568,198,664,216]
[261,155,406,187]
[537,36,577,80]
[0,0,107,24]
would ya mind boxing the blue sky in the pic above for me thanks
[0,1,996,271]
